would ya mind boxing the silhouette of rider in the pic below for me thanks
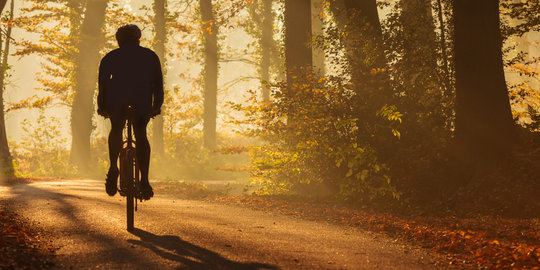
[97,24,163,199]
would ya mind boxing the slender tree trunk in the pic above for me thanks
[260,0,273,102]
[435,0,451,89]
[453,0,516,167]
[200,0,218,149]
[311,0,325,75]
[330,0,391,151]
[343,0,386,74]
[344,0,382,36]
[399,0,440,129]
[70,0,108,172]
[329,0,388,92]
[284,0,312,125]
[0,0,14,177]
[284,0,312,91]
[153,0,166,156]
[400,0,438,74]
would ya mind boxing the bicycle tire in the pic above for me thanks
[122,148,136,231]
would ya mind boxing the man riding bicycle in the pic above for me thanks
[97,24,163,200]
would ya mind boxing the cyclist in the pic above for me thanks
[97,24,163,200]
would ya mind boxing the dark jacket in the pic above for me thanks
[97,45,164,117]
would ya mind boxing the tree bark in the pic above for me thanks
[328,0,388,92]
[400,0,438,75]
[0,0,14,177]
[0,0,6,14]
[311,0,325,75]
[398,0,440,131]
[343,0,386,74]
[70,0,108,172]
[284,0,312,125]
[343,0,383,41]
[435,0,451,89]
[329,0,391,150]
[200,0,218,149]
[453,0,516,167]
[284,0,312,83]
[153,0,166,156]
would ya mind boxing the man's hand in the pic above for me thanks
[150,107,161,118]
[97,107,110,118]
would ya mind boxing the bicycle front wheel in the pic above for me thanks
[121,148,136,231]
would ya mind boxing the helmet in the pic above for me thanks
[115,24,141,47]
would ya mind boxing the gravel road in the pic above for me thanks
[0,179,443,269]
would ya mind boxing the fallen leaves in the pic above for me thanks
[213,195,540,269]
[0,207,55,269]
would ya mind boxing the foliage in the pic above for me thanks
[13,0,83,108]
[242,0,282,86]
[501,0,540,131]
[12,0,153,109]
[378,0,455,199]
[500,0,540,38]
[232,70,400,203]
[11,111,76,177]
[5,0,539,209]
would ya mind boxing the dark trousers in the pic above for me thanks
[108,114,151,183]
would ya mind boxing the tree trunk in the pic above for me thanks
[0,0,14,177]
[435,0,451,90]
[284,0,312,81]
[330,0,391,151]
[284,0,312,125]
[153,0,166,156]
[0,0,6,16]
[453,0,516,167]
[200,0,218,149]
[399,0,440,132]
[311,0,325,75]
[400,0,438,77]
[70,0,108,172]
[260,0,272,102]
[343,0,386,75]
[328,0,388,94]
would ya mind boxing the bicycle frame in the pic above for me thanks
[118,105,140,231]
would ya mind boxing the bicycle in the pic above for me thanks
[117,105,142,231]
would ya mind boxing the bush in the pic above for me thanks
[12,113,78,178]
[233,71,400,203]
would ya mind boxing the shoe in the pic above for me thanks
[139,182,154,200]
[105,168,119,196]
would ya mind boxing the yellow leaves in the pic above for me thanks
[7,95,53,112]
[201,20,216,34]
[391,129,400,139]
[370,67,387,75]
[507,64,539,77]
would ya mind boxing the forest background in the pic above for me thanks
[0,0,538,216]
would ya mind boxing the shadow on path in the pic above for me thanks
[3,182,158,268]
[129,228,279,270]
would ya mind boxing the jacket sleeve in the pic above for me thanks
[97,56,110,111]
[152,54,164,110]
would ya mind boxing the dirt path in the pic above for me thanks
[0,179,444,269]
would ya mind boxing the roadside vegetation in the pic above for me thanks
[0,0,538,268]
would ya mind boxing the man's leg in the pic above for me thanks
[133,116,153,198]
[106,116,124,196]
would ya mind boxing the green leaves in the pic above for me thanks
[231,70,401,203]
[376,104,403,123]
